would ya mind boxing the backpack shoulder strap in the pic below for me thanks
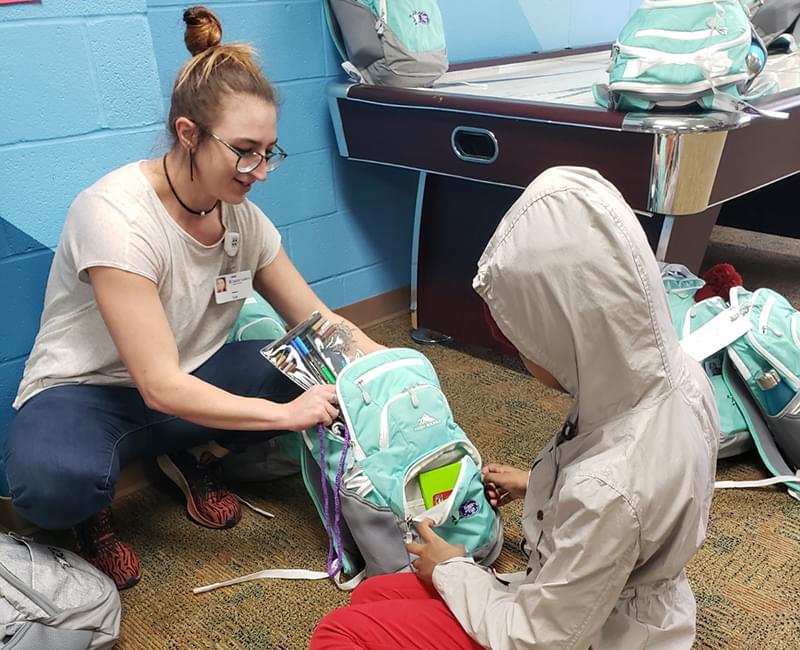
[322,0,348,62]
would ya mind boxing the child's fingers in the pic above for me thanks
[406,542,425,555]
[414,519,440,543]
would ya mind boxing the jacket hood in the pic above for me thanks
[473,167,684,431]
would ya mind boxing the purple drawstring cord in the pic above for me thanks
[318,422,351,577]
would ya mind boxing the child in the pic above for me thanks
[310,166,719,649]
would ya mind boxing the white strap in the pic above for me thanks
[376,0,388,35]
[332,568,366,591]
[193,566,365,594]
[711,91,789,119]
[340,61,365,84]
[193,568,332,594]
[236,495,274,519]
[714,474,800,490]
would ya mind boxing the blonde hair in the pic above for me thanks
[167,6,276,142]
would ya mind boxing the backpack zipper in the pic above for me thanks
[635,28,718,40]
[792,313,800,350]
[351,357,429,405]
[379,384,450,449]
[615,28,751,61]
[640,0,721,7]
[745,326,800,391]
[353,357,426,386]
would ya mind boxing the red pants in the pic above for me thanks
[309,572,484,649]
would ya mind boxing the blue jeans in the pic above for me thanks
[4,341,301,530]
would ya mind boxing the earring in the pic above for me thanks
[189,149,195,182]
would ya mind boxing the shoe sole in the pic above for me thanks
[156,454,239,529]
[118,571,143,590]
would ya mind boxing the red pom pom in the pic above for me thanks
[482,302,518,356]
[694,263,743,302]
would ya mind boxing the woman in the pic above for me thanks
[4,6,381,590]
[310,167,719,649]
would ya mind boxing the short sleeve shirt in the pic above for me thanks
[14,161,281,408]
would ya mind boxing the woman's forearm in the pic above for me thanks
[140,370,289,431]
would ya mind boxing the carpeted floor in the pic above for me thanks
[35,227,800,648]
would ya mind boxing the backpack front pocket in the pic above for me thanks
[402,449,496,557]
[380,384,455,451]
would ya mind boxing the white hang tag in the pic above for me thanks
[224,232,240,257]
[214,270,252,304]
[680,306,751,362]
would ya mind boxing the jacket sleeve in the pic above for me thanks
[433,475,640,650]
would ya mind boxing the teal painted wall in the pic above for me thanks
[0,0,640,495]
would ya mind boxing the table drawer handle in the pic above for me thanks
[451,127,498,164]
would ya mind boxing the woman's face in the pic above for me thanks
[195,93,278,204]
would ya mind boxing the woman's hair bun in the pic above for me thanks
[183,6,222,56]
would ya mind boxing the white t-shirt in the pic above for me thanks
[14,161,281,408]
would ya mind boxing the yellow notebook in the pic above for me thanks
[418,461,462,510]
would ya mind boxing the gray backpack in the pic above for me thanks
[324,0,448,87]
[0,533,120,649]
[752,0,800,51]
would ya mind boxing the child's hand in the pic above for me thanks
[406,519,466,585]
[482,463,528,507]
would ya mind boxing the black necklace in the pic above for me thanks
[162,154,220,217]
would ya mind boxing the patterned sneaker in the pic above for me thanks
[74,506,142,590]
[157,450,242,529]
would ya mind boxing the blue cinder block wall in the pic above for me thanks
[0,0,640,496]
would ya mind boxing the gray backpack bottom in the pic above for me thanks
[300,442,504,580]
[1,533,120,649]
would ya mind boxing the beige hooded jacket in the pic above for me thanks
[432,167,719,649]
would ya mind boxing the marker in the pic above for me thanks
[296,336,336,384]
[288,339,327,384]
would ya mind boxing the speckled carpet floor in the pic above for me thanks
[33,227,800,648]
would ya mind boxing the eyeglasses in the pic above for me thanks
[206,131,288,174]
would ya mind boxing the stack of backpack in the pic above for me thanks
[661,264,800,499]
[594,0,776,113]
[323,0,448,87]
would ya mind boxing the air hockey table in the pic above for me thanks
[328,46,800,349]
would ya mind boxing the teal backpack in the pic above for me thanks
[221,295,304,481]
[722,286,800,491]
[324,0,448,87]
[594,0,770,112]
[226,294,286,344]
[662,265,755,459]
[662,267,800,498]
[298,347,503,586]
[196,347,503,593]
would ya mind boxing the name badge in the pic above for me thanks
[214,270,252,304]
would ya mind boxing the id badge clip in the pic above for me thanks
[224,232,240,257]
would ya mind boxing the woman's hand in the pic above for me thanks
[406,519,466,586]
[279,384,339,431]
[481,463,529,508]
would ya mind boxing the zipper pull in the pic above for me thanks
[408,389,420,408]
[356,380,371,405]
[403,517,414,544]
